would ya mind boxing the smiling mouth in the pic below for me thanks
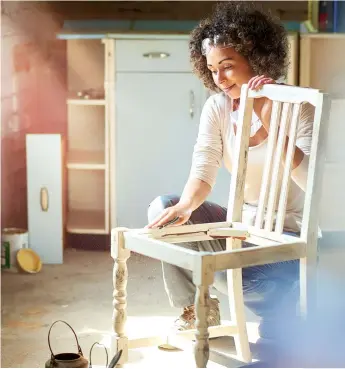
[222,85,235,93]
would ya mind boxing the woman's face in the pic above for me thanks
[206,46,255,99]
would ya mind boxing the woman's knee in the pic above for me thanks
[147,194,180,222]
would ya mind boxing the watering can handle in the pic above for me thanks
[88,342,108,368]
[48,320,83,358]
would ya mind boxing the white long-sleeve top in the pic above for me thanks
[190,93,315,233]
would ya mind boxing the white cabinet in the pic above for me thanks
[109,36,231,228]
[114,72,202,227]
[110,36,205,228]
[26,134,64,263]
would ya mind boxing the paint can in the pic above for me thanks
[1,228,28,271]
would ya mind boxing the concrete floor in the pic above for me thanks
[2,242,345,368]
[1,249,260,368]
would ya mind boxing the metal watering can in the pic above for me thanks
[45,320,122,368]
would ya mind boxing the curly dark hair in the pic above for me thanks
[189,1,289,92]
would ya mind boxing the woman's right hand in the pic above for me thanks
[146,202,193,229]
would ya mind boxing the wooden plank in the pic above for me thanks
[214,242,306,271]
[248,83,319,106]
[151,232,214,244]
[123,232,198,270]
[134,221,231,237]
[287,33,299,85]
[104,39,117,229]
[299,36,312,88]
[103,39,110,234]
[207,228,249,238]
[146,228,248,244]
[135,223,248,243]
[300,33,345,39]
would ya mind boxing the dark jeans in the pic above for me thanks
[147,194,300,340]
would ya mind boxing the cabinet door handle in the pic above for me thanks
[40,187,49,212]
[142,52,170,59]
[189,91,195,119]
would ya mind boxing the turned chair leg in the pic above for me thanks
[111,228,131,367]
[193,255,215,368]
[194,284,211,368]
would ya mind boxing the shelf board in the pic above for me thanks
[67,209,107,234]
[67,98,105,106]
[67,150,105,170]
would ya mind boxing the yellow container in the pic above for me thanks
[16,248,42,273]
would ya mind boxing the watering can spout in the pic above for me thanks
[108,350,123,368]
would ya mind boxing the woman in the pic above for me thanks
[147,1,314,359]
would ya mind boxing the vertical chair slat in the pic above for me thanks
[264,102,292,232]
[226,84,253,364]
[275,103,302,234]
[300,94,331,317]
[255,101,281,228]
[227,86,253,222]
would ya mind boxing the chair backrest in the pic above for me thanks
[227,84,331,243]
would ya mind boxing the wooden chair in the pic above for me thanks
[110,83,331,367]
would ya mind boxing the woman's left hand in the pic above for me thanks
[248,75,276,91]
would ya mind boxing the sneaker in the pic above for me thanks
[158,297,221,351]
[174,296,221,331]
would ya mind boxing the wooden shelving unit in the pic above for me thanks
[299,33,345,95]
[66,39,109,234]
[286,33,299,85]
[299,33,345,232]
